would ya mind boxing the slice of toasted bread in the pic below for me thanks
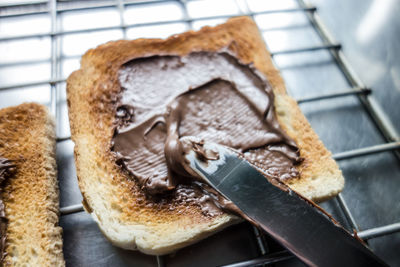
[67,16,344,255]
[0,103,64,266]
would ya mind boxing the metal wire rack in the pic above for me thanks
[0,0,399,266]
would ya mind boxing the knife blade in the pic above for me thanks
[184,141,388,267]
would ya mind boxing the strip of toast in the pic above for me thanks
[0,103,64,266]
[67,17,344,255]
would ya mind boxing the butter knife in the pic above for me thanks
[184,142,388,267]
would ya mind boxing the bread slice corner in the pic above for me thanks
[0,103,64,266]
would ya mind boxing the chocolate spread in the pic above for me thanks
[0,157,15,264]
[112,51,302,216]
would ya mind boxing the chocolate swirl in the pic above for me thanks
[112,51,302,216]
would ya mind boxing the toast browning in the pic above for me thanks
[67,17,344,255]
[0,103,64,266]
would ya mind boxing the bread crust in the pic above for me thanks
[67,16,344,255]
[0,103,64,266]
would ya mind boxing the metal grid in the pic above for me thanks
[0,0,399,266]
